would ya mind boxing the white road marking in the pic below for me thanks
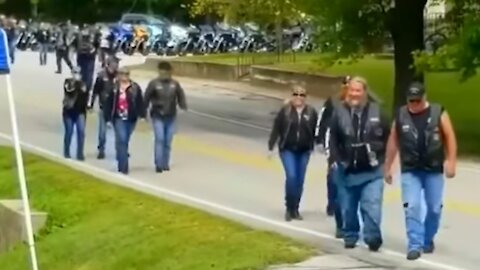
[0,132,468,270]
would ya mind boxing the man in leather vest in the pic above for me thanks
[329,76,390,251]
[385,82,457,261]
[89,56,119,159]
[62,67,89,160]
[76,25,97,92]
[144,61,188,173]
[55,24,73,74]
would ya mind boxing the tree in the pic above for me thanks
[304,0,480,110]
[300,0,428,110]
[414,0,480,81]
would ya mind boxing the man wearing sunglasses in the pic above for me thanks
[384,82,457,261]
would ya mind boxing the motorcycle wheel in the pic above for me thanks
[141,47,150,56]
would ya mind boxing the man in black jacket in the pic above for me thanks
[103,67,145,174]
[144,61,188,173]
[89,56,119,159]
[62,67,89,161]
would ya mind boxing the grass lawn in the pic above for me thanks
[172,53,480,156]
[0,146,313,270]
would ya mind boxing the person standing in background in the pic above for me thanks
[36,22,50,66]
[55,23,73,74]
[4,17,17,64]
[268,85,318,222]
[75,25,97,92]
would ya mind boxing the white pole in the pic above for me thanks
[4,72,40,270]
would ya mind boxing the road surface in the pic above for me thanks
[0,52,479,270]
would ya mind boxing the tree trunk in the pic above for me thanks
[390,0,427,112]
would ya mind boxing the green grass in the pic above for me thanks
[0,147,313,270]
[175,53,480,156]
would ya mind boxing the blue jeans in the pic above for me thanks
[39,43,48,65]
[328,166,344,230]
[342,177,384,246]
[113,118,136,173]
[77,56,95,91]
[63,113,86,159]
[279,150,311,210]
[401,171,444,252]
[152,117,176,169]
[97,109,107,153]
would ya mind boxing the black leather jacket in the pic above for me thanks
[144,78,187,119]
[103,81,145,122]
[90,70,116,109]
[268,104,318,151]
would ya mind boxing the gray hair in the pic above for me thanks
[349,76,368,91]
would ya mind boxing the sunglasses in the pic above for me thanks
[292,93,306,97]
[408,99,422,103]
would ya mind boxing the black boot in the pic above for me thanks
[423,241,435,254]
[407,250,421,260]
[97,151,105,160]
[284,209,293,222]
[292,209,303,220]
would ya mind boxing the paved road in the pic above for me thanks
[1,52,479,270]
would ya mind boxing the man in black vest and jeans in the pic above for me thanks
[76,25,97,92]
[385,82,457,261]
[329,76,390,252]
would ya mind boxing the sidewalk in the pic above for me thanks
[269,254,389,269]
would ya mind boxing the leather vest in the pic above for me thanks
[336,102,385,172]
[397,104,444,172]
[78,32,95,55]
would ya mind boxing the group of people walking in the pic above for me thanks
[62,59,187,174]
[269,77,457,260]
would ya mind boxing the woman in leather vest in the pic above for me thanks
[62,67,89,160]
[268,85,318,222]
[384,82,457,261]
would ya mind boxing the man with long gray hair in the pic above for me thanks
[328,76,390,251]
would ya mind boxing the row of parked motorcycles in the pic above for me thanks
[15,21,317,56]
